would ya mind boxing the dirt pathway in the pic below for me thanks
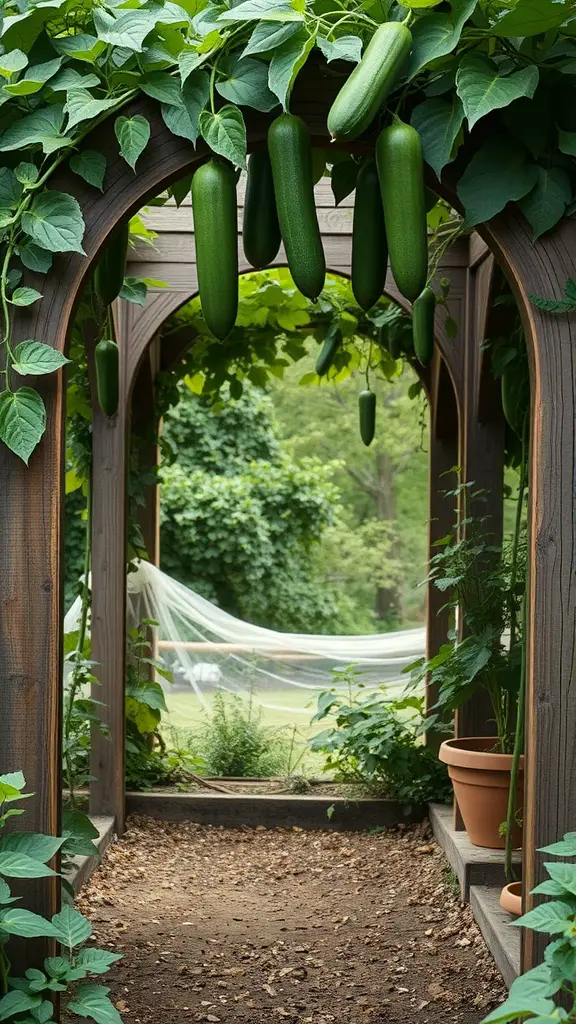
[77,816,506,1024]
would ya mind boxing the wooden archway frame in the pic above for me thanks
[1,87,574,975]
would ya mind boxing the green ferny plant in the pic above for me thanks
[0,771,123,1024]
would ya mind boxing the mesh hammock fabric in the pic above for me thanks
[65,560,425,717]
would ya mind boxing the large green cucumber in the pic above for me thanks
[95,339,119,417]
[359,390,376,446]
[192,158,239,340]
[315,324,342,376]
[412,286,435,366]
[351,159,388,311]
[268,113,326,301]
[243,150,281,270]
[95,220,129,308]
[327,23,412,142]
[376,121,428,302]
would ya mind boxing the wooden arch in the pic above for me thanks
[0,77,574,976]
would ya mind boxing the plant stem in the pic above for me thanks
[64,472,92,806]
[0,946,8,996]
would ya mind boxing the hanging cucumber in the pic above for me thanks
[412,287,436,366]
[352,159,388,311]
[268,113,326,301]
[95,220,129,308]
[315,324,342,376]
[192,158,239,340]
[359,390,376,446]
[327,23,412,142]
[501,367,529,436]
[95,339,119,417]
[243,150,281,270]
[376,121,428,303]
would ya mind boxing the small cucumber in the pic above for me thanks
[243,150,281,270]
[388,334,403,361]
[192,158,239,340]
[412,286,435,366]
[327,23,412,142]
[359,390,376,446]
[376,121,428,302]
[352,159,388,311]
[95,339,119,417]
[315,324,342,376]
[268,113,326,301]
[95,220,129,308]
[502,368,529,436]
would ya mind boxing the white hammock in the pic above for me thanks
[65,560,425,716]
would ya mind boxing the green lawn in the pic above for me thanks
[163,686,321,736]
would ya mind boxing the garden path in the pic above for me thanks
[75,817,505,1024]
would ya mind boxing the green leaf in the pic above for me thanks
[456,54,539,130]
[243,20,300,57]
[268,28,314,110]
[540,834,576,856]
[140,71,183,106]
[0,772,25,793]
[457,135,538,227]
[512,900,575,934]
[518,167,571,239]
[492,0,567,37]
[482,997,558,1024]
[68,988,123,1024]
[49,68,101,91]
[0,105,71,155]
[509,963,557,1002]
[0,50,29,76]
[0,833,65,862]
[219,0,304,23]
[0,879,17,905]
[542,862,576,896]
[199,104,247,168]
[94,8,159,51]
[10,287,42,307]
[405,0,478,80]
[558,128,576,157]
[161,69,209,144]
[3,58,62,97]
[119,277,147,306]
[70,150,106,191]
[52,34,106,62]
[75,949,123,975]
[0,387,47,464]
[0,991,42,1021]
[51,906,92,949]
[12,342,70,376]
[18,243,53,274]
[0,168,22,209]
[0,908,59,938]
[216,54,277,111]
[0,851,58,878]
[115,114,150,171]
[411,96,464,178]
[14,162,39,187]
[22,191,85,254]
[316,34,362,64]
[64,89,118,131]
[178,49,208,86]
[331,159,358,205]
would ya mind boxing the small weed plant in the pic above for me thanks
[199,691,305,778]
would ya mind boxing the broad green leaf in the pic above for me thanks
[405,0,478,80]
[1,0,68,51]
[0,104,71,155]
[0,851,58,878]
[12,342,70,377]
[115,114,150,171]
[0,168,21,209]
[219,0,304,23]
[199,104,247,168]
[411,96,463,177]
[457,135,538,226]
[22,191,85,254]
[0,991,42,1021]
[18,242,53,274]
[10,287,42,307]
[75,949,123,975]
[518,167,571,239]
[542,861,576,896]
[512,900,575,934]
[14,162,39,187]
[51,906,92,948]
[70,150,106,191]
[1,833,64,862]
[62,808,99,840]
[532,878,574,896]
[119,277,147,306]
[178,48,209,85]
[216,54,278,111]
[509,963,557,1001]
[140,71,183,106]
[0,772,25,792]
[502,90,551,160]
[482,997,558,1024]
[316,34,362,64]
[68,988,123,1024]
[492,0,567,37]
[456,54,539,130]
[0,50,28,76]
[161,69,209,142]
[558,129,576,157]
[65,89,118,131]
[0,387,46,464]
[243,20,300,56]
[331,159,358,205]
[3,58,62,97]
[52,34,106,62]
[94,8,159,51]
[0,879,17,905]
[49,68,101,91]
[170,173,193,206]
[0,908,59,938]
[268,28,314,110]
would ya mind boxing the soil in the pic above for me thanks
[147,780,381,798]
[76,815,506,1024]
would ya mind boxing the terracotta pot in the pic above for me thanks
[500,881,522,916]
[439,737,524,849]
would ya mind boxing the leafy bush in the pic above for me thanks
[308,668,451,806]
[199,692,295,778]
